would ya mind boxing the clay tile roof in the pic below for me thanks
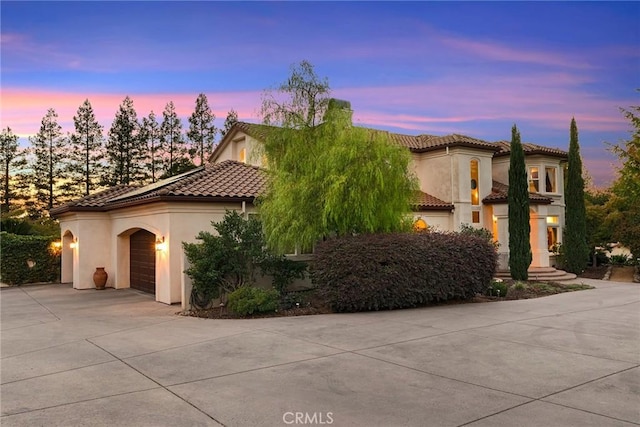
[51,161,267,216]
[483,180,552,205]
[50,184,137,215]
[414,191,454,211]
[494,140,568,158]
[106,160,266,208]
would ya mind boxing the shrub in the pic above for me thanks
[183,211,266,302]
[311,232,498,312]
[259,256,308,296]
[226,286,278,316]
[487,279,509,297]
[610,254,632,266]
[0,232,61,285]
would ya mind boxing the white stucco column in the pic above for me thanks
[530,207,550,268]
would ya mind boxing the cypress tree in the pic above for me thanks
[508,124,532,280]
[564,118,589,273]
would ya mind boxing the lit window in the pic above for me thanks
[414,219,428,231]
[547,216,559,251]
[239,148,246,163]
[547,227,559,251]
[470,160,479,205]
[472,211,480,223]
[529,167,539,192]
[545,167,557,193]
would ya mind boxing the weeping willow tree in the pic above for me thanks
[258,61,418,253]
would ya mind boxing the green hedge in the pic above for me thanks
[311,232,498,312]
[0,232,61,285]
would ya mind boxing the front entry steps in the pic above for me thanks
[495,267,578,282]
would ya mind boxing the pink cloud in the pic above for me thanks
[438,35,592,69]
[0,88,263,138]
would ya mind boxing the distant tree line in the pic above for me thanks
[0,94,239,217]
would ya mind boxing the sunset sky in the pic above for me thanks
[1,1,638,187]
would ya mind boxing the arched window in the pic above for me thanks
[470,160,479,205]
[413,218,428,232]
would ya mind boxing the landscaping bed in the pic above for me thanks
[183,280,594,319]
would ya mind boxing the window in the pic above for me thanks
[470,160,479,205]
[472,211,480,223]
[547,216,559,251]
[529,167,539,192]
[545,167,557,193]
[413,218,428,231]
[238,148,246,163]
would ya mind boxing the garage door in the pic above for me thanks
[130,229,156,295]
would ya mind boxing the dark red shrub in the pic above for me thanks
[311,232,497,312]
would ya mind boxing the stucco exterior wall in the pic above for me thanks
[58,201,257,305]
[414,211,453,232]
[214,132,264,167]
[411,151,451,203]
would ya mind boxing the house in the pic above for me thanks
[51,120,572,307]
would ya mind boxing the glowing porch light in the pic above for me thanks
[155,236,167,251]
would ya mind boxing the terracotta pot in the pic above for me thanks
[93,267,108,290]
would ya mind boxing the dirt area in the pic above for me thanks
[579,265,609,280]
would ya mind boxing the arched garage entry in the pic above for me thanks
[129,229,156,295]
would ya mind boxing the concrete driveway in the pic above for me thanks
[1,279,639,427]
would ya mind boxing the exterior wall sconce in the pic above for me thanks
[155,236,167,251]
[69,238,78,249]
[52,241,62,249]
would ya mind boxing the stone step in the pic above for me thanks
[495,268,578,282]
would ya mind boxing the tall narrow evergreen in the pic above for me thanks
[564,118,589,273]
[0,127,26,211]
[507,124,532,280]
[187,93,216,166]
[106,96,144,185]
[29,109,67,212]
[140,111,163,183]
[161,101,187,176]
[69,99,105,196]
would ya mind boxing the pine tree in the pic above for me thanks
[140,111,163,183]
[564,118,589,273]
[0,127,26,212]
[507,124,532,280]
[161,101,187,176]
[29,109,67,212]
[221,109,238,138]
[187,93,216,166]
[69,99,105,196]
[106,96,145,185]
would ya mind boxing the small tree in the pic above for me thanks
[507,124,532,280]
[187,93,216,166]
[564,118,589,273]
[605,103,640,258]
[183,211,267,303]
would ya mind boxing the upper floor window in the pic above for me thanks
[545,167,557,193]
[470,160,479,205]
[529,167,539,192]
[238,148,246,163]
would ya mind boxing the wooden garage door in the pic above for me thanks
[130,229,156,295]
